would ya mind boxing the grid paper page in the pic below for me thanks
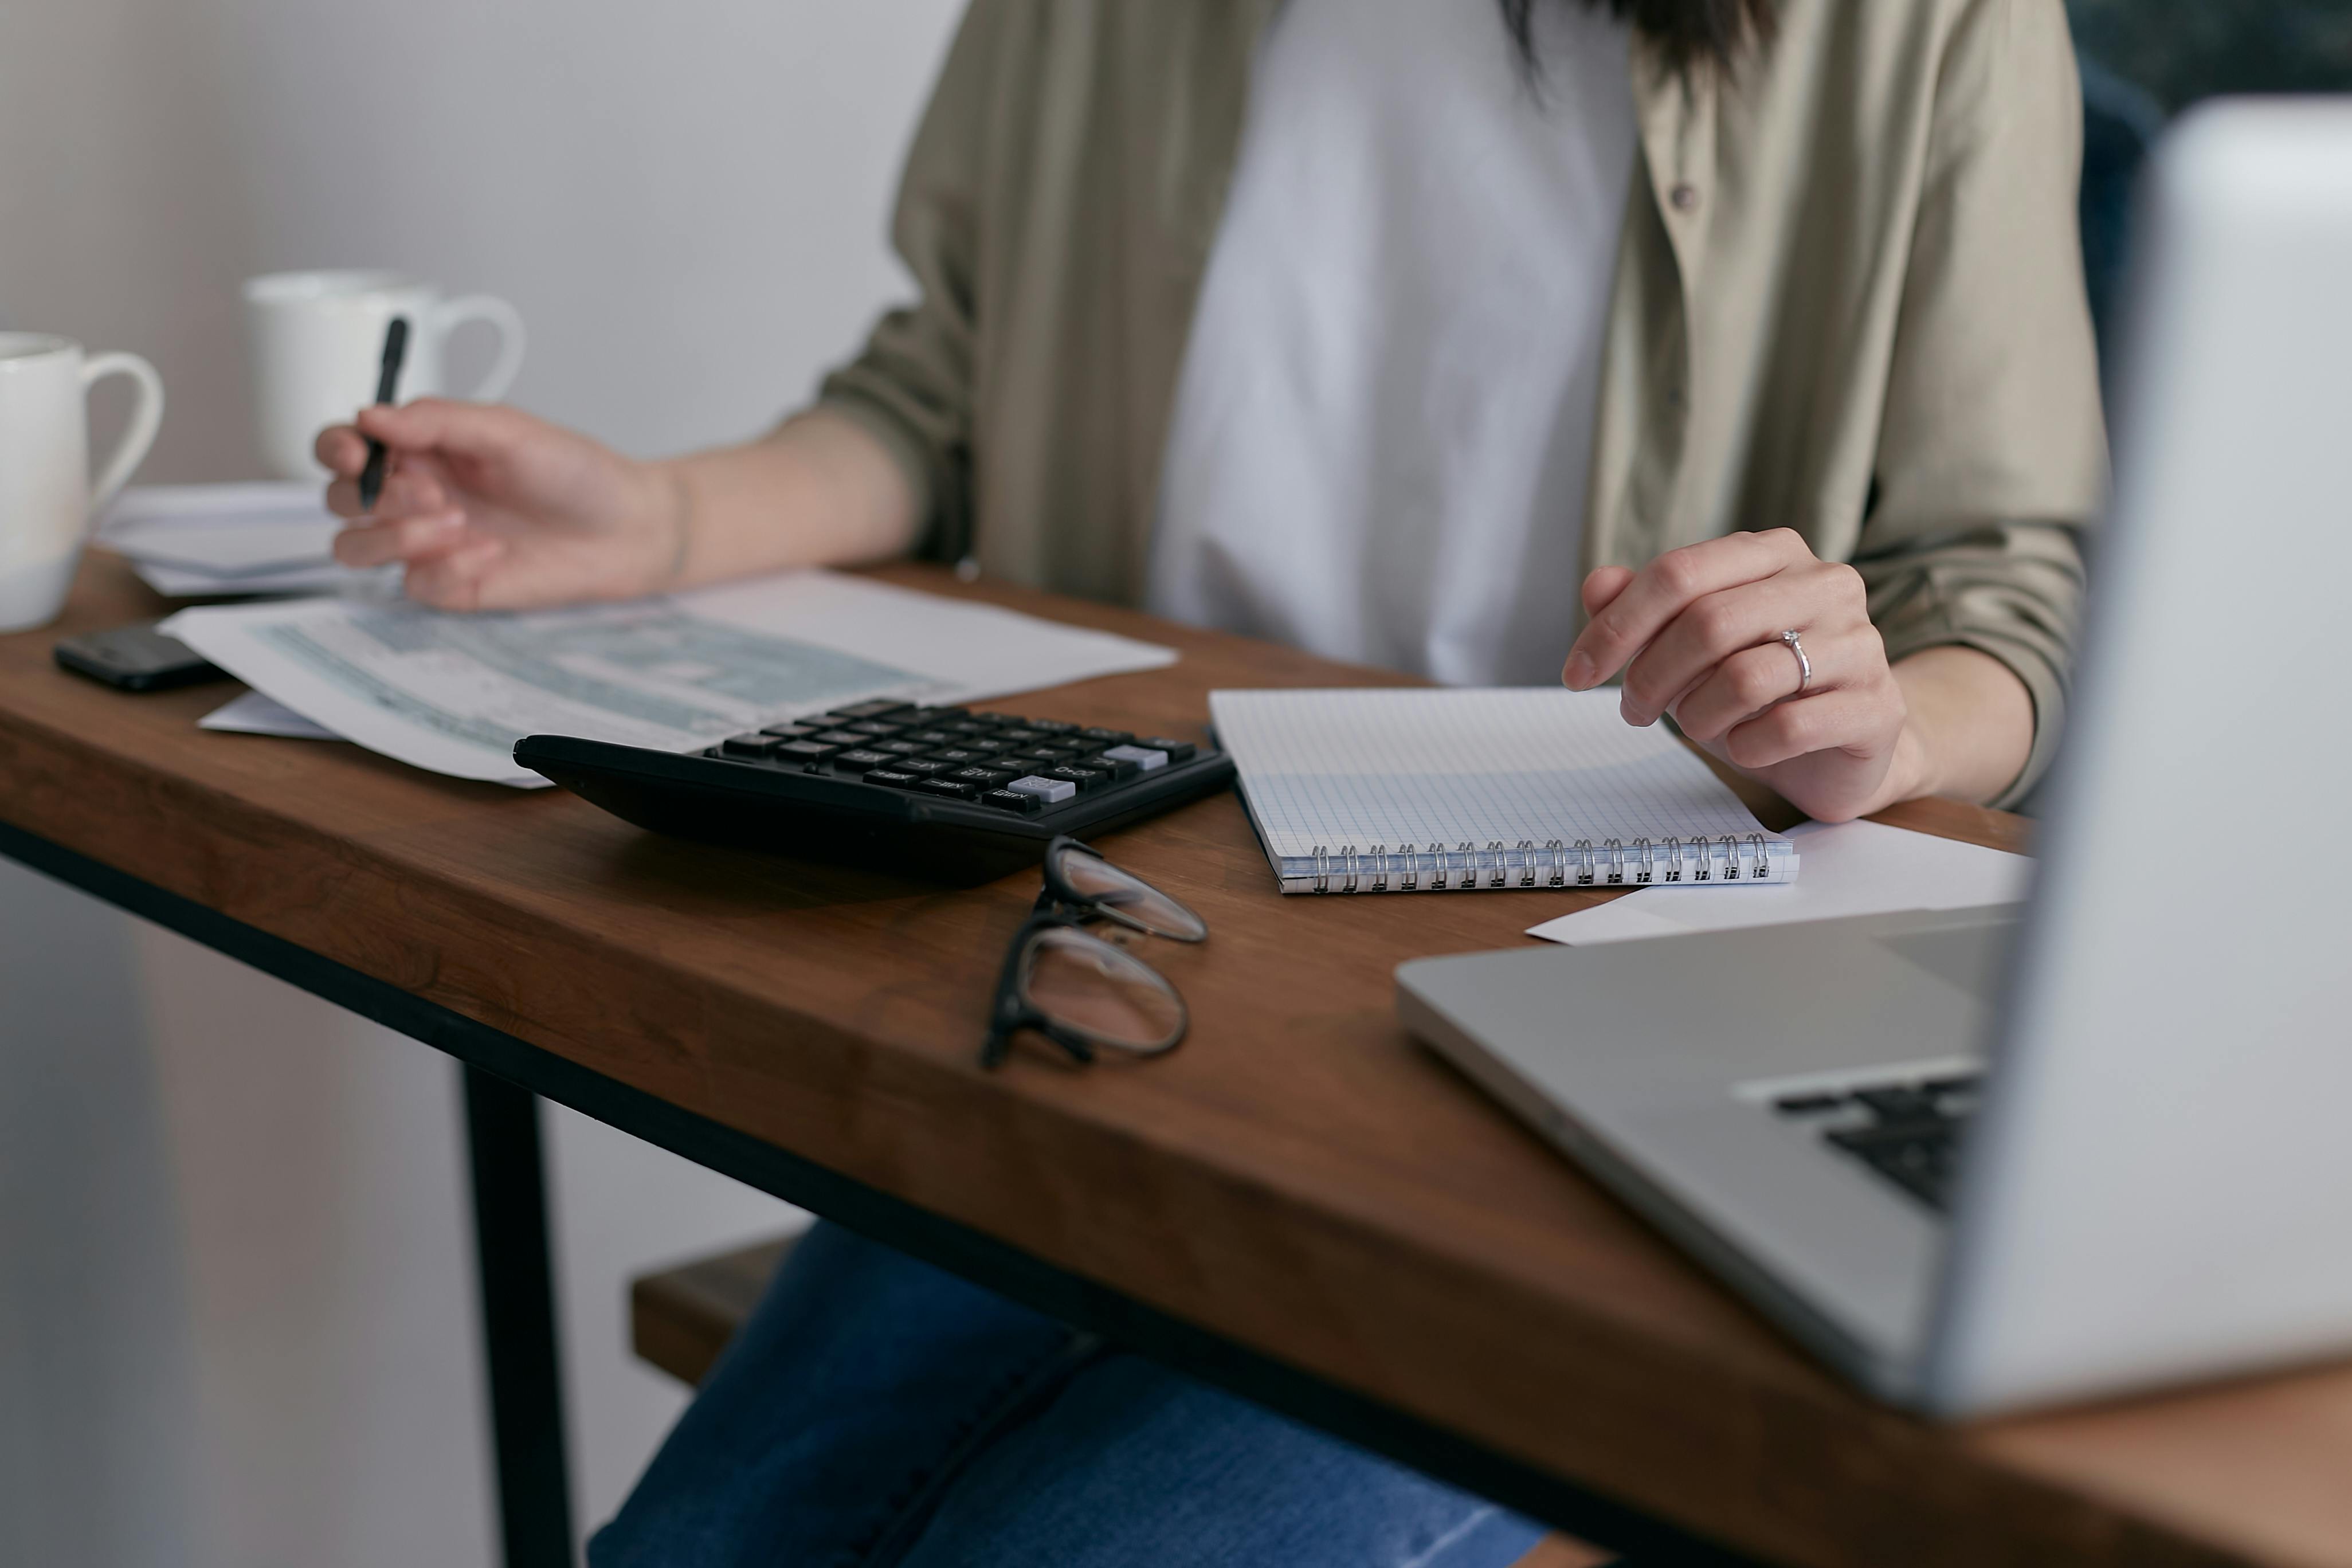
[1209,688,1784,859]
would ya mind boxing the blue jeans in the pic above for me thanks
[590,1221,1548,1568]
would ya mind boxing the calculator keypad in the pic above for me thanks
[707,705,1211,821]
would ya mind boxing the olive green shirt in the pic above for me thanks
[818,0,2106,805]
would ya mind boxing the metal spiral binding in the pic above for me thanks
[1308,831,1775,892]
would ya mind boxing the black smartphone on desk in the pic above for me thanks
[54,621,226,692]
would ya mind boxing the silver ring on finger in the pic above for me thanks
[1777,629,1812,693]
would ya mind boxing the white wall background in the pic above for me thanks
[0,1,965,1562]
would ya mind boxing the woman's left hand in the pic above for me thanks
[1561,529,1924,822]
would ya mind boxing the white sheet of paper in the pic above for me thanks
[1526,818,2030,946]
[199,689,343,740]
[164,570,1178,787]
[98,483,373,595]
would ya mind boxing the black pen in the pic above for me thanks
[356,316,410,512]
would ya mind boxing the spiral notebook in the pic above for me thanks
[1208,688,1799,895]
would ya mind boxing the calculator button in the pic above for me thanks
[891,758,951,777]
[998,752,1059,771]
[758,722,821,739]
[1024,719,1077,735]
[1137,736,1198,763]
[863,768,924,789]
[914,778,979,801]
[1100,744,1169,772]
[903,728,961,746]
[957,739,1009,755]
[978,789,1043,814]
[930,748,988,765]
[846,719,905,737]
[908,706,968,721]
[873,739,927,756]
[722,733,781,758]
[1078,727,1134,746]
[773,739,841,762]
[1040,765,1112,793]
[834,699,915,719]
[832,748,895,771]
[949,766,1017,789]
[813,729,870,746]
[995,729,1046,745]
[1006,775,1077,804]
[1087,754,1142,781]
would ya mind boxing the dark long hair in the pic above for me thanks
[1498,0,1776,72]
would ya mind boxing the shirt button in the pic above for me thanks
[1669,183,1700,213]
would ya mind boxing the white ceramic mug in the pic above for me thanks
[244,269,526,481]
[0,334,165,632]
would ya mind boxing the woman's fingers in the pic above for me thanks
[403,539,511,610]
[1579,564,1636,620]
[1618,560,1868,725]
[332,511,468,567]
[1563,528,1814,690]
[1669,624,1885,742]
[355,397,531,465]
[1723,685,1902,773]
[315,424,371,477]
[326,460,451,522]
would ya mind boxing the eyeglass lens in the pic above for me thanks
[1020,925,1185,1053]
[1047,843,1208,942]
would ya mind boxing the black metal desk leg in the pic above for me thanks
[462,1064,575,1568]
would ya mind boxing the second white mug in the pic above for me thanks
[0,332,165,632]
[244,269,526,482]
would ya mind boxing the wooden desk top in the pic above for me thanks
[4,554,2345,1568]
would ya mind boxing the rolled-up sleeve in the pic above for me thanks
[816,1,1012,565]
[1859,0,2108,807]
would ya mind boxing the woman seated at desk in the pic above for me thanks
[320,1,2103,1562]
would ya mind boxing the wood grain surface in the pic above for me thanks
[3,553,2343,1568]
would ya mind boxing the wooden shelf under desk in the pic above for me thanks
[2,552,2344,1568]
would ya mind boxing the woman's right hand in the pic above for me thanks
[317,399,687,611]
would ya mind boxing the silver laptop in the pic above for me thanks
[1395,101,2352,1418]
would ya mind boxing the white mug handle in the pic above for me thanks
[428,294,527,403]
[81,351,166,515]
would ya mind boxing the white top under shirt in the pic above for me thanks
[1146,0,1636,687]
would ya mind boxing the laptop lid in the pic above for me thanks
[1922,102,2352,1416]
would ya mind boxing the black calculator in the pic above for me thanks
[515,701,1234,883]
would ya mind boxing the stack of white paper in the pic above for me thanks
[99,483,375,597]
[167,569,1179,787]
